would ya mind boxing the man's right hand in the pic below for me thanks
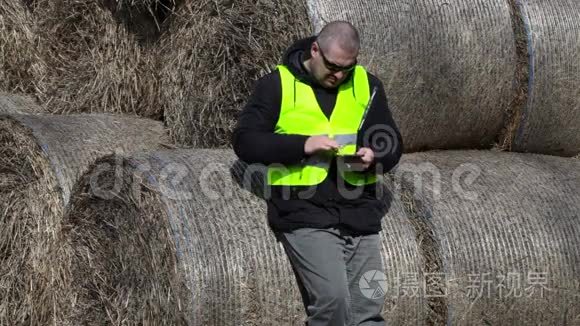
[304,135,339,155]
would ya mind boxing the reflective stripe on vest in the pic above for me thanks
[267,64,377,186]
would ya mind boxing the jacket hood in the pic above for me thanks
[281,36,318,85]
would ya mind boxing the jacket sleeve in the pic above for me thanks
[232,71,309,165]
[358,74,404,173]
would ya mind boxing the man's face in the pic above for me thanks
[310,41,358,89]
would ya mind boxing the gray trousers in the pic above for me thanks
[276,227,386,326]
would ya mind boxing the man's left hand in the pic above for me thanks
[356,147,375,169]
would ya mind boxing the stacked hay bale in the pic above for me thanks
[60,149,424,325]
[26,0,161,117]
[3,0,312,146]
[3,0,579,155]
[509,0,580,156]
[158,0,312,147]
[59,149,579,324]
[0,113,169,324]
[393,150,580,324]
[306,0,518,152]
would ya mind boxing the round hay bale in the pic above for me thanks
[0,0,40,94]
[61,149,425,324]
[60,149,579,324]
[158,0,312,147]
[306,0,517,152]
[393,150,580,324]
[511,0,580,156]
[0,92,45,114]
[29,0,161,117]
[0,113,169,324]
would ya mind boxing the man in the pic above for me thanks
[232,21,403,326]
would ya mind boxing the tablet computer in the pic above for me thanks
[339,154,365,164]
[336,154,366,171]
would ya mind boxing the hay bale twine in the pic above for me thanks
[29,0,161,117]
[62,149,425,325]
[0,92,45,114]
[511,0,580,156]
[393,150,580,325]
[0,113,169,325]
[158,0,312,147]
[306,0,517,152]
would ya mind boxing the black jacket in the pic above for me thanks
[232,36,403,235]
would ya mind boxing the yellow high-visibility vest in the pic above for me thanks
[267,64,377,186]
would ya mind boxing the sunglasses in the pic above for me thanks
[317,43,357,73]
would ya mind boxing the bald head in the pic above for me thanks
[305,21,360,88]
[316,21,360,54]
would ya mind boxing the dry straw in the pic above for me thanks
[60,148,423,325]
[101,0,178,43]
[307,0,518,152]
[0,113,169,325]
[0,0,41,94]
[158,0,312,147]
[0,93,45,196]
[510,0,580,157]
[27,0,162,118]
[0,0,44,93]
[60,149,579,324]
